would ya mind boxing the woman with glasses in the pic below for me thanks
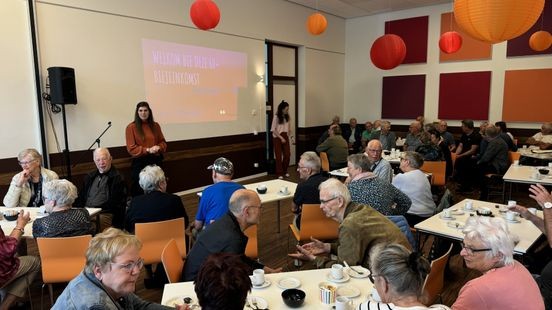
[452,216,543,310]
[53,228,171,309]
[358,243,450,310]
[3,148,58,208]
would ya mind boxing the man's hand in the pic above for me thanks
[302,237,330,255]
[508,204,532,219]
[529,184,552,208]
[288,244,316,262]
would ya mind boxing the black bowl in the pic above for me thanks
[3,211,19,221]
[281,288,306,308]
[539,168,550,175]
[256,187,267,194]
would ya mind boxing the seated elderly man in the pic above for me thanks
[192,157,244,233]
[361,121,373,148]
[347,154,411,216]
[316,125,349,171]
[370,121,396,151]
[33,179,94,238]
[364,140,393,183]
[452,216,543,309]
[292,152,328,229]
[183,189,281,281]
[404,121,424,151]
[476,125,509,200]
[392,151,436,226]
[342,118,363,153]
[74,147,127,230]
[289,178,410,268]
[527,122,552,150]
[318,115,341,145]
[437,119,456,152]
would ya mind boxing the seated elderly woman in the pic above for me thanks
[3,148,58,208]
[346,154,411,216]
[194,253,252,310]
[452,216,544,309]
[357,243,450,310]
[392,151,436,226]
[32,179,93,238]
[0,211,41,309]
[53,228,172,309]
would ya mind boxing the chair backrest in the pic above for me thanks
[244,224,258,259]
[422,243,453,305]
[298,204,339,242]
[386,216,417,249]
[37,235,92,284]
[420,161,446,186]
[161,239,185,283]
[508,151,521,164]
[135,217,186,265]
[320,152,330,172]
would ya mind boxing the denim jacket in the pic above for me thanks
[53,271,171,310]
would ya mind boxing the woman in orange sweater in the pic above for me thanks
[125,102,167,196]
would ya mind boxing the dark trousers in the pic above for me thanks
[454,155,477,188]
[273,133,290,176]
[130,154,163,197]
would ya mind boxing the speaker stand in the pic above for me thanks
[61,104,72,180]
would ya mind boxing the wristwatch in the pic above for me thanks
[544,202,552,209]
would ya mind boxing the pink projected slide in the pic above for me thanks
[142,39,247,123]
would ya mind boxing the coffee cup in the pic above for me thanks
[548,163,552,169]
[513,160,520,166]
[319,282,337,305]
[331,264,344,280]
[528,208,537,215]
[464,201,473,210]
[506,211,519,221]
[523,145,528,149]
[251,269,265,286]
[443,209,452,218]
[335,296,353,310]
[507,200,517,208]
[280,186,289,194]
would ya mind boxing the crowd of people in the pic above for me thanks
[2,107,552,309]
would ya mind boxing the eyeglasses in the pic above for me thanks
[110,258,144,273]
[297,166,308,170]
[460,242,492,256]
[366,149,382,153]
[320,196,338,205]
[18,159,37,166]
[247,205,262,210]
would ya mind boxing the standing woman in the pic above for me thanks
[125,102,167,196]
[3,148,58,208]
[271,100,292,179]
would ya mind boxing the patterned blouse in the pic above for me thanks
[32,208,93,238]
[347,176,411,216]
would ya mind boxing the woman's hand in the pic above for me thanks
[529,184,552,208]
[17,169,31,187]
[16,210,31,227]
[280,137,286,143]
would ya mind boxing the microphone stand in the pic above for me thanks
[72,121,112,168]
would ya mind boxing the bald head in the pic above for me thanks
[365,139,383,161]
[93,147,112,174]
[229,189,260,214]
[409,121,422,134]
[542,122,552,135]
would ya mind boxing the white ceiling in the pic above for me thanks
[286,0,453,19]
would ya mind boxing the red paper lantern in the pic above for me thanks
[529,31,552,52]
[370,34,406,70]
[439,31,463,54]
[307,13,327,35]
[190,0,220,30]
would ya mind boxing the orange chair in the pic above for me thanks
[244,224,258,259]
[161,239,185,283]
[508,151,521,164]
[422,243,453,305]
[420,161,447,187]
[320,152,330,172]
[288,204,339,246]
[36,235,92,308]
[135,217,187,265]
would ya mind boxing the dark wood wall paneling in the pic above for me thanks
[0,126,541,199]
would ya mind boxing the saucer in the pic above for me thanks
[165,296,196,307]
[450,209,465,216]
[505,218,521,223]
[251,280,271,289]
[447,221,465,229]
[326,272,350,283]
[278,191,290,196]
[346,266,370,278]
[337,285,361,298]
[248,296,268,309]
[439,215,455,220]
[277,277,301,289]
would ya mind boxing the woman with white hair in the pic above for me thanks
[452,216,544,309]
[3,148,58,208]
[32,179,93,238]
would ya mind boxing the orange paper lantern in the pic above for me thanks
[307,13,327,35]
[190,0,220,31]
[439,31,463,54]
[370,34,406,70]
[454,0,545,44]
[529,31,552,52]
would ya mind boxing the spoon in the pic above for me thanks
[343,260,364,276]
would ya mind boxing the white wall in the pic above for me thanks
[344,3,552,129]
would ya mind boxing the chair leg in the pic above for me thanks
[40,284,44,310]
[25,277,33,310]
[48,284,54,307]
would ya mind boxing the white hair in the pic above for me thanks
[43,179,78,206]
[139,165,166,194]
[319,178,351,205]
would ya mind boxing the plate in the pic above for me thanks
[450,209,465,216]
[439,215,455,221]
[337,285,361,298]
[165,296,196,307]
[247,296,268,309]
[277,277,301,289]
[346,266,370,278]
[326,272,350,283]
[251,279,271,289]
[505,218,521,223]
[278,191,290,196]
[446,221,465,229]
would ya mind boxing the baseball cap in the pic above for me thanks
[207,157,234,175]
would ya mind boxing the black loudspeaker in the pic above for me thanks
[48,67,77,105]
